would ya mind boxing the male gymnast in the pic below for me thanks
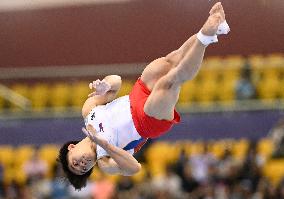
[58,2,230,190]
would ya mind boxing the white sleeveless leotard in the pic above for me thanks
[84,95,143,159]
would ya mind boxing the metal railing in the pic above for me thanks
[0,84,31,111]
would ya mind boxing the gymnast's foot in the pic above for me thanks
[201,2,229,36]
[201,13,222,36]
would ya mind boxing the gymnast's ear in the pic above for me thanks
[68,144,76,151]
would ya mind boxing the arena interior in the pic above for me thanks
[0,0,284,198]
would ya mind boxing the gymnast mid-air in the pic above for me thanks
[58,2,230,190]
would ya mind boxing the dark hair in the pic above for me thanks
[57,141,94,190]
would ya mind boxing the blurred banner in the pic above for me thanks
[1,110,283,145]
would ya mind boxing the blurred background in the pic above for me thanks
[0,0,283,198]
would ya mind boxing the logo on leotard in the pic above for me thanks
[91,112,95,120]
[99,123,104,132]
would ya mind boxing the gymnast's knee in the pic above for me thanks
[157,69,182,90]
[165,50,181,67]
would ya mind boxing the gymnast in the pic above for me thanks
[58,2,230,190]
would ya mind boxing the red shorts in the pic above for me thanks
[129,78,180,138]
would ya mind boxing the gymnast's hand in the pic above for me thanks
[88,79,111,97]
[82,125,108,148]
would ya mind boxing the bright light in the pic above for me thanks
[0,0,132,11]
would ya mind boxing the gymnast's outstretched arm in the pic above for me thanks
[82,75,122,118]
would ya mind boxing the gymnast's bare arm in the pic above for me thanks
[82,75,122,118]
[83,125,141,176]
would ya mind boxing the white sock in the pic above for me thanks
[217,20,230,35]
[197,20,230,46]
[196,31,218,46]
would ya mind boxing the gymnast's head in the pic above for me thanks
[58,138,96,190]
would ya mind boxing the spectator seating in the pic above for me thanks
[257,138,274,159]
[0,54,283,112]
[49,83,70,111]
[70,81,90,108]
[0,138,284,188]
[178,80,196,104]
[117,80,134,97]
[30,83,49,112]
[262,159,284,185]
[39,144,59,178]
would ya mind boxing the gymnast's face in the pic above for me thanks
[67,139,96,175]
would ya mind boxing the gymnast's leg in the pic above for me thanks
[142,2,229,120]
